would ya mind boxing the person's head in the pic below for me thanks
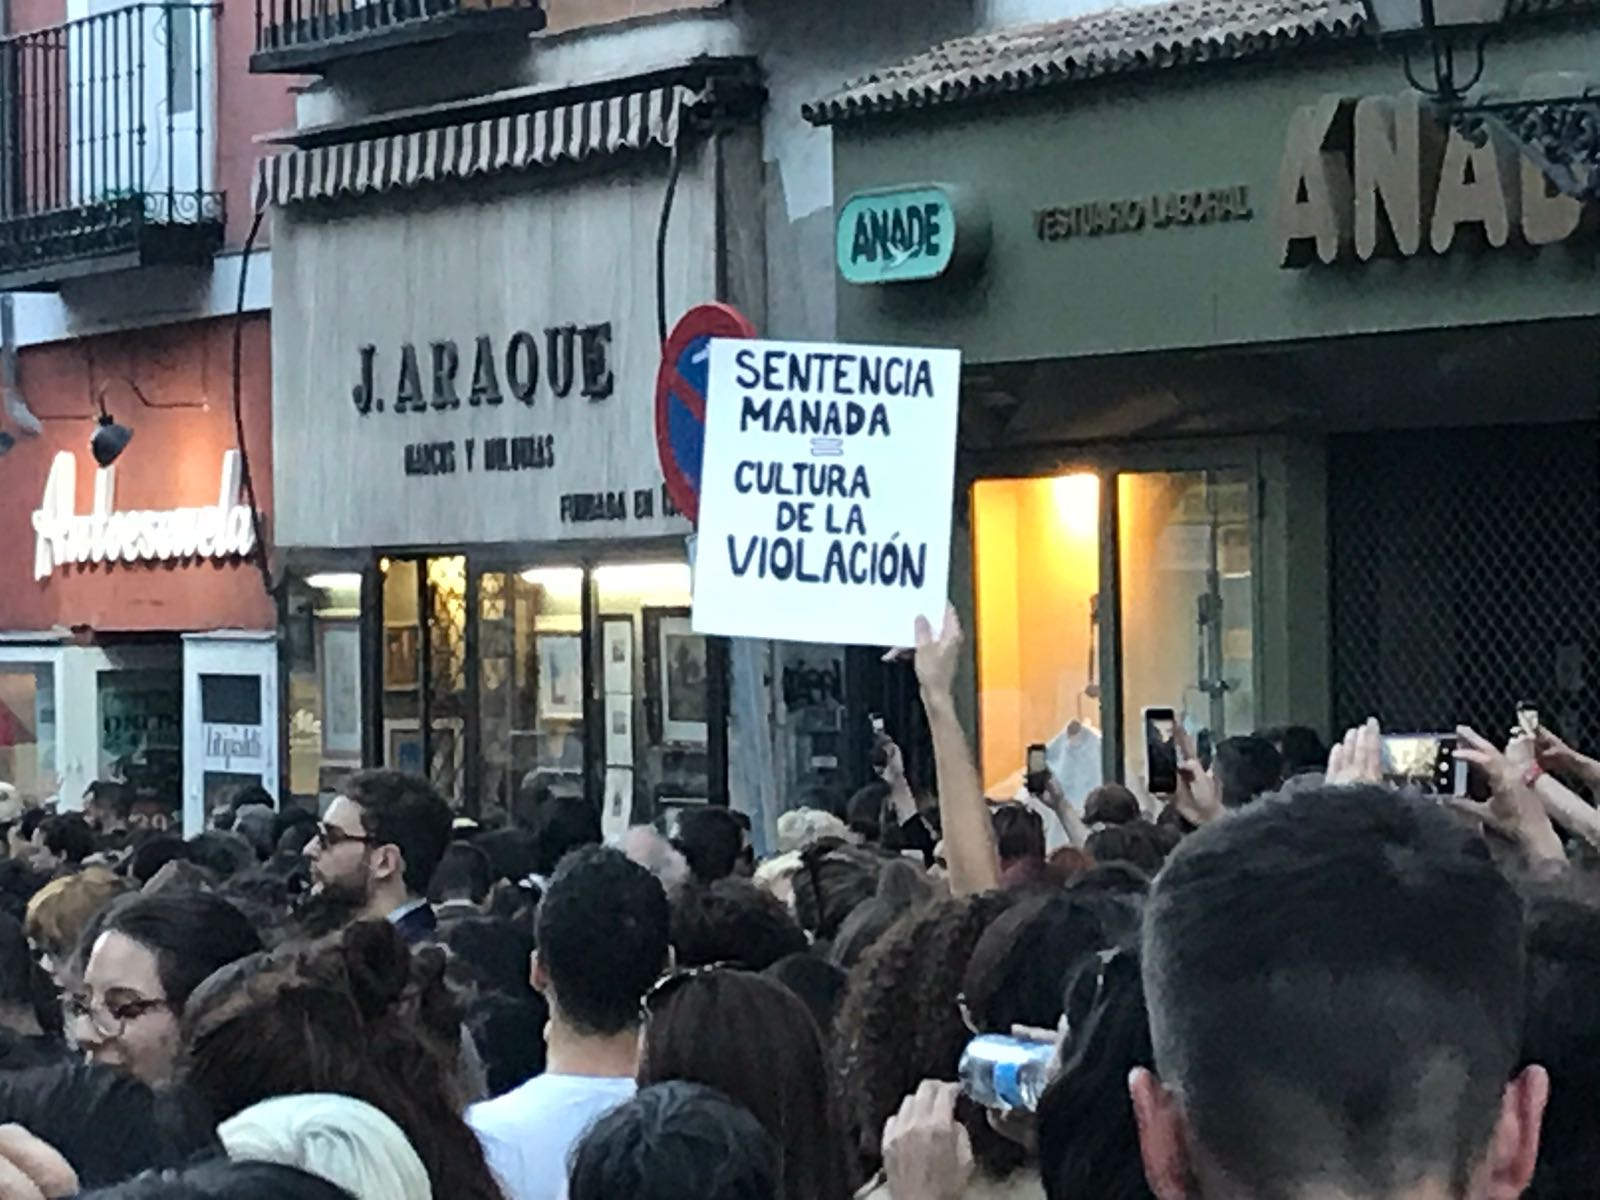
[535,845,670,1037]
[24,866,133,979]
[530,793,602,877]
[569,1081,780,1200]
[844,782,890,844]
[776,807,852,856]
[79,1161,356,1200]
[427,842,492,906]
[673,807,744,885]
[671,879,808,973]
[184,832,256,880]
[834,891,1021,1173]
[991,802,1046,871]
[219,1093,431,1200]
[791,842,881,944]
[71,891,262,1085]
[129,835,189,886]
[640,968,853,1200]
[0,1063,217,1189]
[1209,736,1283,810]
[36,813,94,870]
[1085,784,1141,827]
[182,920,501,1200]
[827,857,933,971]
[764,953,848,1042]
[1135,785,1544,1200]
[960,893,1116,1038]
[1518,888,1600,1198]
[230,799,278,862]
[84,782,131,834]
[1085,821,1178,876]
[9,805,47,859]
[1269,725,1328,778]
[442,915,535,999]
[305,771,452,919]
[618,826,692,894]
[1038,944,1154,1200]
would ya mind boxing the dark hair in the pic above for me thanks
[0,858,49,923]
[791,844,881,943]
[129,836,191,886]
[182,920,500,1200]
[84,783,132,822]
[96,891,263,1011]
[1211,736,1283,809]
[1143,785,1526,1195]
[674,808,744,885]
[17,807,48,842]
[961,893,1115,1036]
[537,846,669,1035]
[1520,889,1600,1198]
[444,915,535,999]
[0,909,61,1035]
[429,842,493,905]
[1038,945,1154,1200]
[570,1081,780,1200]
[531,795,602,877]
[79,1161,355,1200]
[465,990,548,1097]
[344,770,453,897]
[641,970,854,1200]
[845,782,890,843]
[184,832,256,880]
[828,859,931,971]
[1084,784,1141,827]
[0,1063,217,1187]
[1085,821,1177,876]
[39,814,94,865]
[990,803,1045,866]
[1270,725,1328,777]
[834,892,1023,1176]
[473,828,538,883]
[764,953,848,1042]
[671,880,808,973]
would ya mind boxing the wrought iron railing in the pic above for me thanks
[0,3,222,278]
[254,0,541,66]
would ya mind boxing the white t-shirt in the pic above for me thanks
[468,1074,637,1200]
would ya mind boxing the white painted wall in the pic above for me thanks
[978,0,1127,27]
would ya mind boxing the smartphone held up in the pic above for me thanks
[1143,707,1179,795]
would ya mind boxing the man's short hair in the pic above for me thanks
[39,815,94,865]
[537,846,669,1035]
[1143,785,1526,1196]
[344,771,453,897]
[429,842,493,904]
[673,807,744,885]
[1211,736,1284,809]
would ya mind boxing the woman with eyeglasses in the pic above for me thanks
[67,891,262,1085]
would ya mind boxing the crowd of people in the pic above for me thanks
[0,604,1597,1199]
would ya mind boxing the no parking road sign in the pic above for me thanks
[655,303,756,526]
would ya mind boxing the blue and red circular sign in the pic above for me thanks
[655,303,756,527]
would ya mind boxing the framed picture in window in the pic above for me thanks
[318,621,362,759]
[602,616,634,696]
[383,626,419,691]
[536,633,584,721]
[643,606,707,747]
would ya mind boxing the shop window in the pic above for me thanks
[98,666,182,811]
[971,475,1104,807]
[285,573,363,809]
[380,557,468,807]
[477,566,585,821]
[594,562,707,831]
[197,674,267,818]
[0,663,55,803]
[1117,470,1255,788]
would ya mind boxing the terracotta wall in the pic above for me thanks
[216,6,301,249]
[0,315,277,635]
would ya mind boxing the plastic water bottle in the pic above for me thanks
[957,1034,1057,1113]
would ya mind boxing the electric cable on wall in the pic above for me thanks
[232,203,276,600]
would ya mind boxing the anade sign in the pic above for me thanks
[1275,91,1590,267]
[837,185,988,285]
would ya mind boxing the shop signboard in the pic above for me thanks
[835,184,988,285]
[691,338,962,647]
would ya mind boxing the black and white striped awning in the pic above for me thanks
[256,83,695,208]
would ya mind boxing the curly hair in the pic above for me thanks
[181,920,502,1200]
[833,891,1021,1177]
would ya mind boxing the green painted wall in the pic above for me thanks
[833,25,1600,363]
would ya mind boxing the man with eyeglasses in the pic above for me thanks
[304,770,452,945]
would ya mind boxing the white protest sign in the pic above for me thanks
[691,337,961,646]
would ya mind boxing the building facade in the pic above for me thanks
[812,0,1600,799]
[0,0,291,829]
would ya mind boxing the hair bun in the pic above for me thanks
[340,920,412,1019]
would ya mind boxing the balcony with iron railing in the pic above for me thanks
[251,0,544,74]
[0,3,223,289]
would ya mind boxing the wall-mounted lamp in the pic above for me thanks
[91,389,134,467]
